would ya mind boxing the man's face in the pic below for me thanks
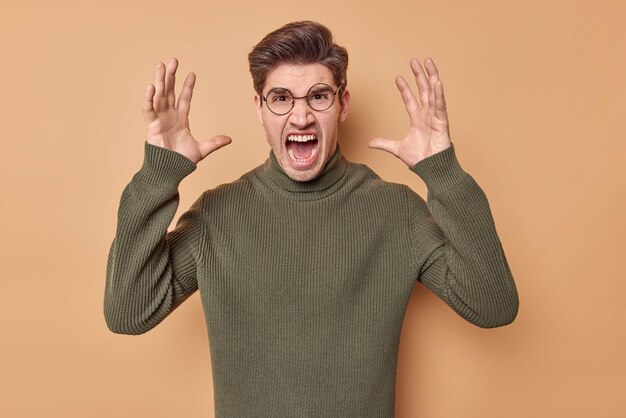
[255,63,350,182]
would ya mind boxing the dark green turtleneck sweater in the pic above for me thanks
[105,142,518,417]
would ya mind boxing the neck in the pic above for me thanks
[260,145,347,195]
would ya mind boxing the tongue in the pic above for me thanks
[291,141,315,159]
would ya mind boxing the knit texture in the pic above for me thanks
[105,143,518,418]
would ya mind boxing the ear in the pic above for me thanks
[338,89,350,123]
[254,95,264,126]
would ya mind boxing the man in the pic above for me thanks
[105,21,518,417]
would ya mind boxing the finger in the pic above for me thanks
[153,62,166,110]
[164,58,178,107]
[424,58,440,111]
[177,72,196,116]
[368,137,400,159]
[142,84,158,122]
[410,58,430,109]
[434,80,448,122]
[395,76,421,127]
[198,135,233,159]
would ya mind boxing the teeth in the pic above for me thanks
[287,134,316,142]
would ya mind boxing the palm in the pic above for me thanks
[143,58,231,164]
[146,106,200,162]
[369,58,452,167]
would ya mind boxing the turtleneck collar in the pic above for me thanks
[259,145,348,195]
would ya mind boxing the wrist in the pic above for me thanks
[134,142,197,188]
[410,143,467,195]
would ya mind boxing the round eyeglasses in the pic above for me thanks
[261,83,342,116]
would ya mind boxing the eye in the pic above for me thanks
[273,94,290,103]
[309,90,331,101]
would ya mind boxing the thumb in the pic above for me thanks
[368,138,400,158]
[198,135,232,160]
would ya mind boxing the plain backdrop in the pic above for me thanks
[1,0,625,417]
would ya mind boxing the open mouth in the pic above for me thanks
[285,134,319,164]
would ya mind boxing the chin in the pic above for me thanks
[279,146,327,182]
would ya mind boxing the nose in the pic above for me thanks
[288,97,313,127]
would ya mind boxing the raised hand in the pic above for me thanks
[369,58,451,167]
[143,58,232,164]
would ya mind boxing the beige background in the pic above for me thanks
[1,0,625,417]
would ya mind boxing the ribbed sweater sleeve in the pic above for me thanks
[104,143,202,335]
[408,144,519,328]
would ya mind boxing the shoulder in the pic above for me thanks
[344,160,416,198]
[342,160,427,215]
[192,164,265,211]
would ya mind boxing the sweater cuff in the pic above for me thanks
[134,142,197,188]
[409,143,468,195]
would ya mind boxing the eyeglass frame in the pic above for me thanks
[261,83,344,116]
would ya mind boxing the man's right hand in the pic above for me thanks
[143,58,232,164]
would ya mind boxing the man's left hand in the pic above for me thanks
[369,58,452,167]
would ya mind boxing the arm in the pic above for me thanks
[370,58,518,327]
[104,145,200,334]
[407,145,518,328]
[104,58,231,334]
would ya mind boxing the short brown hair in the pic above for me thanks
[248,21,348,97]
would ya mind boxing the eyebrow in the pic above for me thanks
[308,85,332,93]
[267,87,291,95]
